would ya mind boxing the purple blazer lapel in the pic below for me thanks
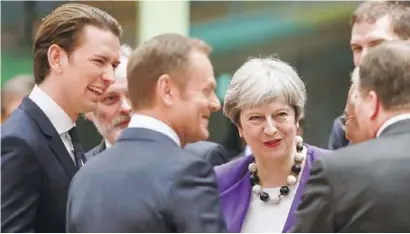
[220,173,251,233]
[282,145,330,232]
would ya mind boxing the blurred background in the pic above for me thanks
[1,1,358,156]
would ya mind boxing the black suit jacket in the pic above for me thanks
[328,115,349,150]
[1,97,78,233]
[86,140,230,167]
[291,119,410,232]
[67,128,227,232]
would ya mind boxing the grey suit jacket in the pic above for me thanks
[291,119,410,232]
[87,140,230,167]
[67,128,227,233]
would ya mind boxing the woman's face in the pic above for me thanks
[238,98,298,160]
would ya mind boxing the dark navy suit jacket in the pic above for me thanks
[1,97,78,233]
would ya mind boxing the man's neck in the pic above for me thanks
[39,81,78,122]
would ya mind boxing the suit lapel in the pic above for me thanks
[19,97,77,179]
[283,145,315,232]
[49,136,77,179]
[220,172,251,233]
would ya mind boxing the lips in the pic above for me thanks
[87,85,104,96]
[112,115,131,127]
[263,139,281,148]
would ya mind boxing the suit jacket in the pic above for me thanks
[87,140,230,167]
[1,97,78,233]
[66,128,227,232]
[214,144,330,233]
[291,119,410,232]
[328,115,349,150]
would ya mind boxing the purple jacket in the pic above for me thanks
[214,144,330,233]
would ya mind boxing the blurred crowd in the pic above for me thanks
[1,1,410,233]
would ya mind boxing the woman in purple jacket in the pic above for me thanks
[215,57,329,232]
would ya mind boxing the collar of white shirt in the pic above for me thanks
[29,85,74,134]
[105,139,112,149]
[376,113,410,137]
[127,113,181,147]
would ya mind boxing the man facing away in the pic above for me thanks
[291,40,410,232]
[328,0,410,150]
[66,33,227,232]
[84,45,230,166]
[1,3,121,233]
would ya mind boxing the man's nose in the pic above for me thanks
[210,93,221,112]
[120,98,131,113]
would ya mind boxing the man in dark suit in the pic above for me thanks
[66,33,227,232]
[84,44,230,167]
[328,1,410,150]
[1,4,122,232]
[291,41,410,232]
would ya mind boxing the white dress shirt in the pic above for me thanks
[105,139,112,149]
[376,113,410,137]
[29,85,77,162]
[127,113,181,147]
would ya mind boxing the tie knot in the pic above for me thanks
[68,126,80,143]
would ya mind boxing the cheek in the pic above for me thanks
[96,107,117,123]
[240,125,261,145]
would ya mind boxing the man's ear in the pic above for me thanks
[84,112,94,122]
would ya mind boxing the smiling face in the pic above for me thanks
[170,50,221,144]
[58,25,121,115]
[238,98,298,161]
[87,78,132,144]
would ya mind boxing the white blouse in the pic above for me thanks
[241,183,300,233]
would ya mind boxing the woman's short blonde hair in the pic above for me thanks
[223,57,306,124]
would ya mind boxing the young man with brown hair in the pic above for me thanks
[66,33,227,232]
[328,0,410,150]
[1,3,121,232]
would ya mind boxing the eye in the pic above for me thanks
[351,46,362,53]
[249,116,263,121]
[278,112,288,117]
[101,95,119,105]
[93,59,105,67]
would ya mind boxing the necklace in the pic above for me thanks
[248,136,307,204]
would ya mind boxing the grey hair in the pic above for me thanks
[350,67,360,84]
[115,44,133,80]
[349,67,360,105]
[223,57,306,124]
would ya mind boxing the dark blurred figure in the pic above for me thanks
[328,0,410,150]
[1,74,35,124]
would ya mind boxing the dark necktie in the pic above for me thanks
[68,126,86,170]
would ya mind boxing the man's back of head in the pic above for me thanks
[354,40,410,138]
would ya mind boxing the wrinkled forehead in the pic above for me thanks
[351,16,400,44]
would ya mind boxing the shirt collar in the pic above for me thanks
[105,139,112,149]
[127,113,181,147]
[376,113,410,137]
[29,85,74,134]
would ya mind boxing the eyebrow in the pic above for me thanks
[95,54,120,65]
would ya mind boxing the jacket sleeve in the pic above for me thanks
[1,136,41,233]
[167,158,227,232]
[289,157,335,232]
